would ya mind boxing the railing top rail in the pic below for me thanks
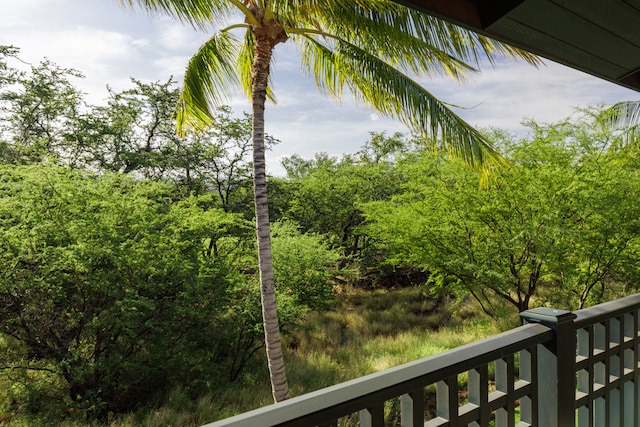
[202,323,552,427]
[573,293,640,328]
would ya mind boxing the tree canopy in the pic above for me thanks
[363,111,640,314]
[119,0,539,402]
[3,45,639,424]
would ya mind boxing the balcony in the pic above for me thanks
[202,293,640,426]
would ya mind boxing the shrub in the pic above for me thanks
[0,165,251,419]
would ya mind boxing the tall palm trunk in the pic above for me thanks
[122,0,535,406]
[251,28,290,403]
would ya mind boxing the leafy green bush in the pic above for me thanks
[0,165,344,421]
[271,220,340,316]
[363,111,640,313]
[0,165,252,418]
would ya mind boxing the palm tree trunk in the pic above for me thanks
[251,33,290,403]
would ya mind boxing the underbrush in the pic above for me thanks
[0,286,510,426]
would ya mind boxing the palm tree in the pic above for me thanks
[607,100,640,144]
[119,0,539,403]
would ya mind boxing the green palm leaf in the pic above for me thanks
[608,100,640,144]
[119,0,234,27]
[280,1,540,78]
[237,31,278,104]
[297,35,503,170]
[176,31,242,134]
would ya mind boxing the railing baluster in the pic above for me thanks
[576,326,593,427]
[495,356,515,427]
[400,388,424,427]
[588,324,595,427]
[633,309,640,427]
[360,403,384,427]
[605,319,616,426]
[623,311,635,427]
[447,376,459,426]
[594,322,606,427]
[519,347,537,426]
[615,316,624,427]
[436,376,458,425]
[468,365,489,427]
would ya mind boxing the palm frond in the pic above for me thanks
[237,31,255,100]
[176,31,242,134]
[289,19,477,81]
[276,0,540,79]
[297,34,506,174]
[608,100,640,129]
[606,100,640,145]
[118,0,234,28]
[237,31,277,104]
[399,7,540,67]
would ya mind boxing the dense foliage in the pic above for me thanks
[1,47,639,423]
[0,166,248,416]
[0,49,340,421]
[363,112,640,313]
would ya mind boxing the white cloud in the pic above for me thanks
[131,38,151,48]
[156,19,205,52]
[418,60,638,137]
[151,56,192,80]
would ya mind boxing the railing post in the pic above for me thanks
[520,307,577,427]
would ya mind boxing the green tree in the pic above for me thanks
[0,45,21,162]
[0,165,254,417]
[271,220,340,314]
[364,114,640,314]
[79,80,271,204]
[285,134,408,258]
[84,78,184,176]
[357,130,412,163]
[203,106,278,213]
[0,58,85,165]
[120,0,538,401]
[0,46,20,90]
[0,60,269,209]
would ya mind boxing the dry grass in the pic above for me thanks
[0,286,510,426]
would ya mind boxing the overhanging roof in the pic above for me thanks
[397,0,640,92]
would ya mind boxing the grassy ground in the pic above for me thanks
[0,286,516,426]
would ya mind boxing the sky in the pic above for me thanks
[2,0,639,175]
